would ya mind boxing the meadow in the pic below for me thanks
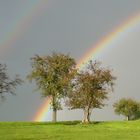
[0,121,140,140]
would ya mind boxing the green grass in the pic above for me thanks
[0,120,140,140]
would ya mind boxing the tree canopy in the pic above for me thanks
[66,60,116,123]
[27,53,76,122]
[0,63,22,100]
[113,98,140,121]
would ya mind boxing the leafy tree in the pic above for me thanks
[66,60,116,123]
[133,111,140,120]
[27,53,76,122]
[0,63,22,100]
[113,98,140,121]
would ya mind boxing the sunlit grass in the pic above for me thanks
[0,120,140,140]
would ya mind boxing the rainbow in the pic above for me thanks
[77,12,140,69]
[0,0,49,122]
[0,0,47,55]
[34,97,51,122]
[33,13,140,122]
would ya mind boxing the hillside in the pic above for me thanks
[0,121,140,140]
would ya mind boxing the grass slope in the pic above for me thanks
[0,121,140,140]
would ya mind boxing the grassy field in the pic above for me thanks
[0,121,140,140]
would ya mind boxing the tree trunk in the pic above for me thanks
[82,107,92,123]
[126,116,129,121]
[52,96,57,122]
[52,108,57,122]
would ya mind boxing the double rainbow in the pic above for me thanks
[1,1,140,121]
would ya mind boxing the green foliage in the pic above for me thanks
[0,121,140,140]
[0,63,22,99]
[66,60,116,122]
[113,98,140,120]
[27,52,76,111]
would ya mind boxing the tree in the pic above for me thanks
[66,60,116,123]
[0,63,22,100]
[27,53,76,122]
[113,98,140,121]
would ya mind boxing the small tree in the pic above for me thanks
[113,98,140,121]
[0,63,22,100]
[66,60,116,123]
[27,53,76,122]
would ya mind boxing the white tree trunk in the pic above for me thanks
[126,116,129,121]
[82,107,92,123]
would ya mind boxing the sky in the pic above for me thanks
[0,0,140,121]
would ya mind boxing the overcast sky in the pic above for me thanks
[0,0,140,121]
